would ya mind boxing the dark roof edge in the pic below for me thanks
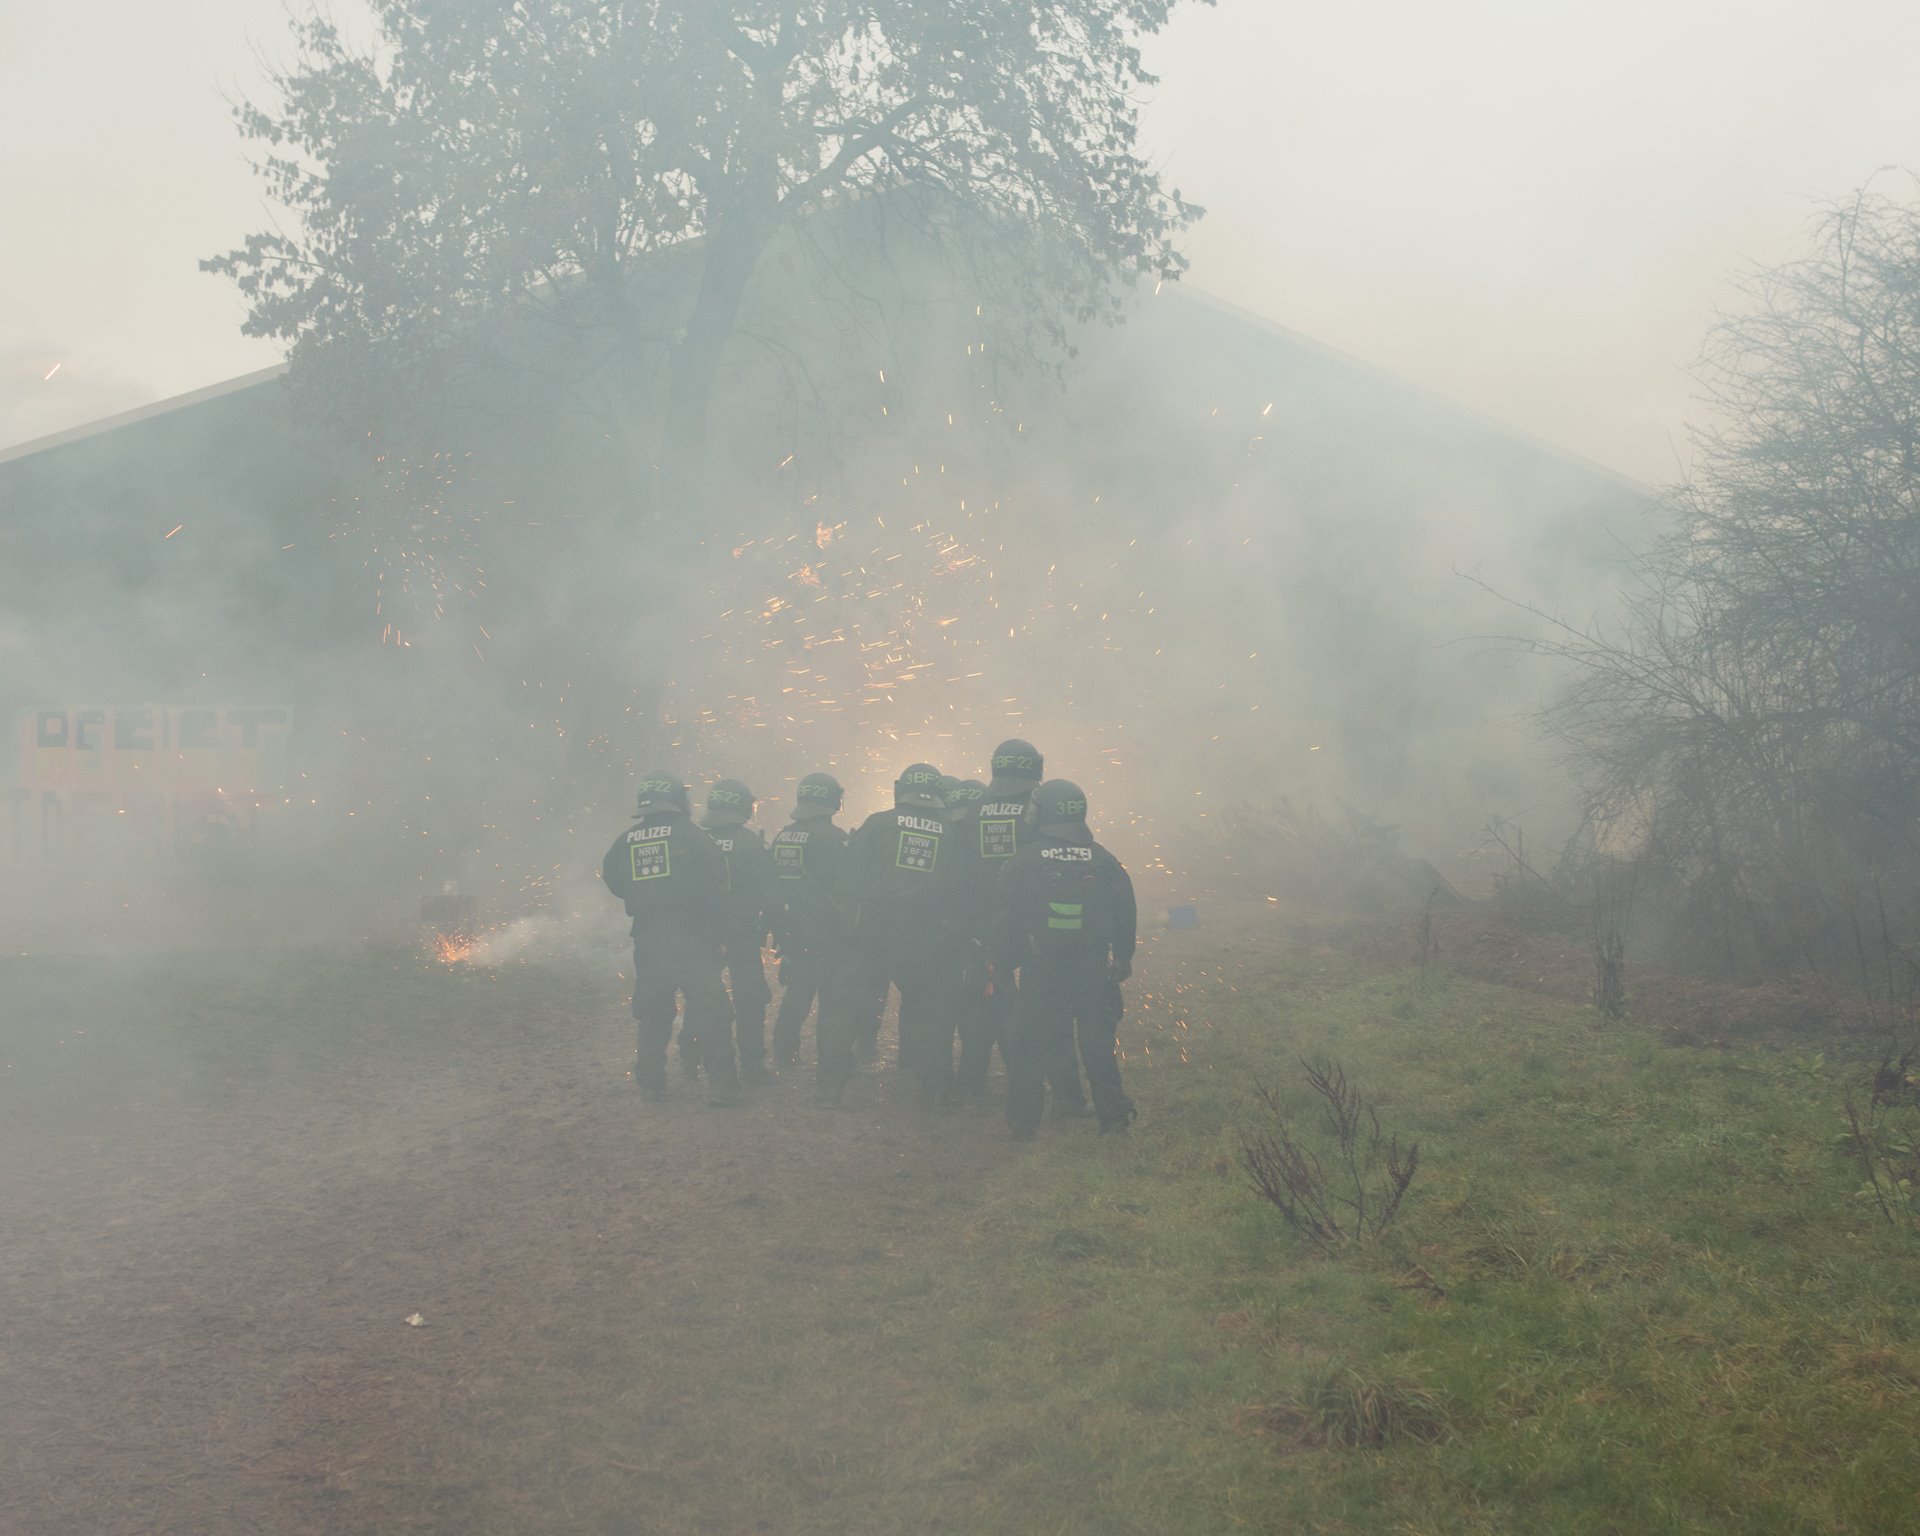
[1169,285,1656,498]
[0,362,291,467]
[0,291,1656,497]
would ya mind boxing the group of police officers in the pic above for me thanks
[599,738,1138,1139]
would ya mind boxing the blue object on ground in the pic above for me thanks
[1168,903,1199,929]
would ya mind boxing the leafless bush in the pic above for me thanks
[1486,178,1920,980]
[1593,931,1627,1018]
[1416,886,1442,971]
[1477,814,1574,931]
[1844,1049,1920,1231]
[1240,1059,1420,1249]
[1586,851,1639,1017]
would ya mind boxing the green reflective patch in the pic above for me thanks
[1047,900,1083,930]
[896,828,940,871]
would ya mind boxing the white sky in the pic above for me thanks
[4,0,1918,482]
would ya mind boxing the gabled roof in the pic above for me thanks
[0,292,1649,496]
[0,364,289,467]
[1171,288,1650,497]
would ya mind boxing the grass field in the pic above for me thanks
[6,909,1920,1534]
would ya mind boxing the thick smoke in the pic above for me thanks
[1,217,1643,965]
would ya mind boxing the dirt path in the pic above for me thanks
[0,952,1058,1535]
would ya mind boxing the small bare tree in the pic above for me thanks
[1241,1059,1420,1250]
[1844,1048,1920,1231]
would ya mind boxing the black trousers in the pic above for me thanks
[961,974,1085,1105]
[769,940,839,1068]
[684,931,773,1068]
[1006,954,1126,1136]
[825,940,961,1099]
[630,929,736,1094]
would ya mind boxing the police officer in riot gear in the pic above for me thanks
[836,762,965,1105]
[964,740,1088,1113]
[767,772,852,1073]
[682,778,777,1084]
[600,770,742,1106]
[843,763,947,1069]
[993,778,1137,1138]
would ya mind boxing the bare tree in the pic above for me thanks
[1516,178,1920,974]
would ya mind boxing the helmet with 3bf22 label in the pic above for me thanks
[893,762,946,810]
[989,738,1044,786]
[634,769,690,816]
[793,771,844,819]
[1030,778,1089,834]
[703,778,755,826]
[942,778,987,817]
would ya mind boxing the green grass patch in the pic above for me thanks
[8,931,1920,1533]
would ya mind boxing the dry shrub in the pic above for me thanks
[1240,1058,1420,1249]
[1268,1362,1450,1449]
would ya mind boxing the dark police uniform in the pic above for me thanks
[961,775,1034,1095]
[834,767,965,1102]
[968,776,1088,1111]
[767,809,851,1071]
[600,797,739,1102]
[683,816,776,1079]
[994,815,1137,1137]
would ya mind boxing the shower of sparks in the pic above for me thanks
[254,320,1307,955]
[327,450,496,648]
[433,931,477,964]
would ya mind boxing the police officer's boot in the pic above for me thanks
[704,1041,743,1109]
[635,1020,669,1101]
[1097,1095,1137,1136]
[635,1054,668,1102]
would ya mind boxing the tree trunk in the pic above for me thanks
[658,217,769,545]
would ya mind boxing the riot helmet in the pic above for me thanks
[943,778,987,818]
[894,762,946,810]
[634,769,690,816]
[793,771,844,819]
[703,778,755,827]
[1030,778,1089,834]
[989,738,1044,786]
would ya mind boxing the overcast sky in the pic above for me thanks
[4,0,1918,482]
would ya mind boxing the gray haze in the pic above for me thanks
[5,0,1920,477]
